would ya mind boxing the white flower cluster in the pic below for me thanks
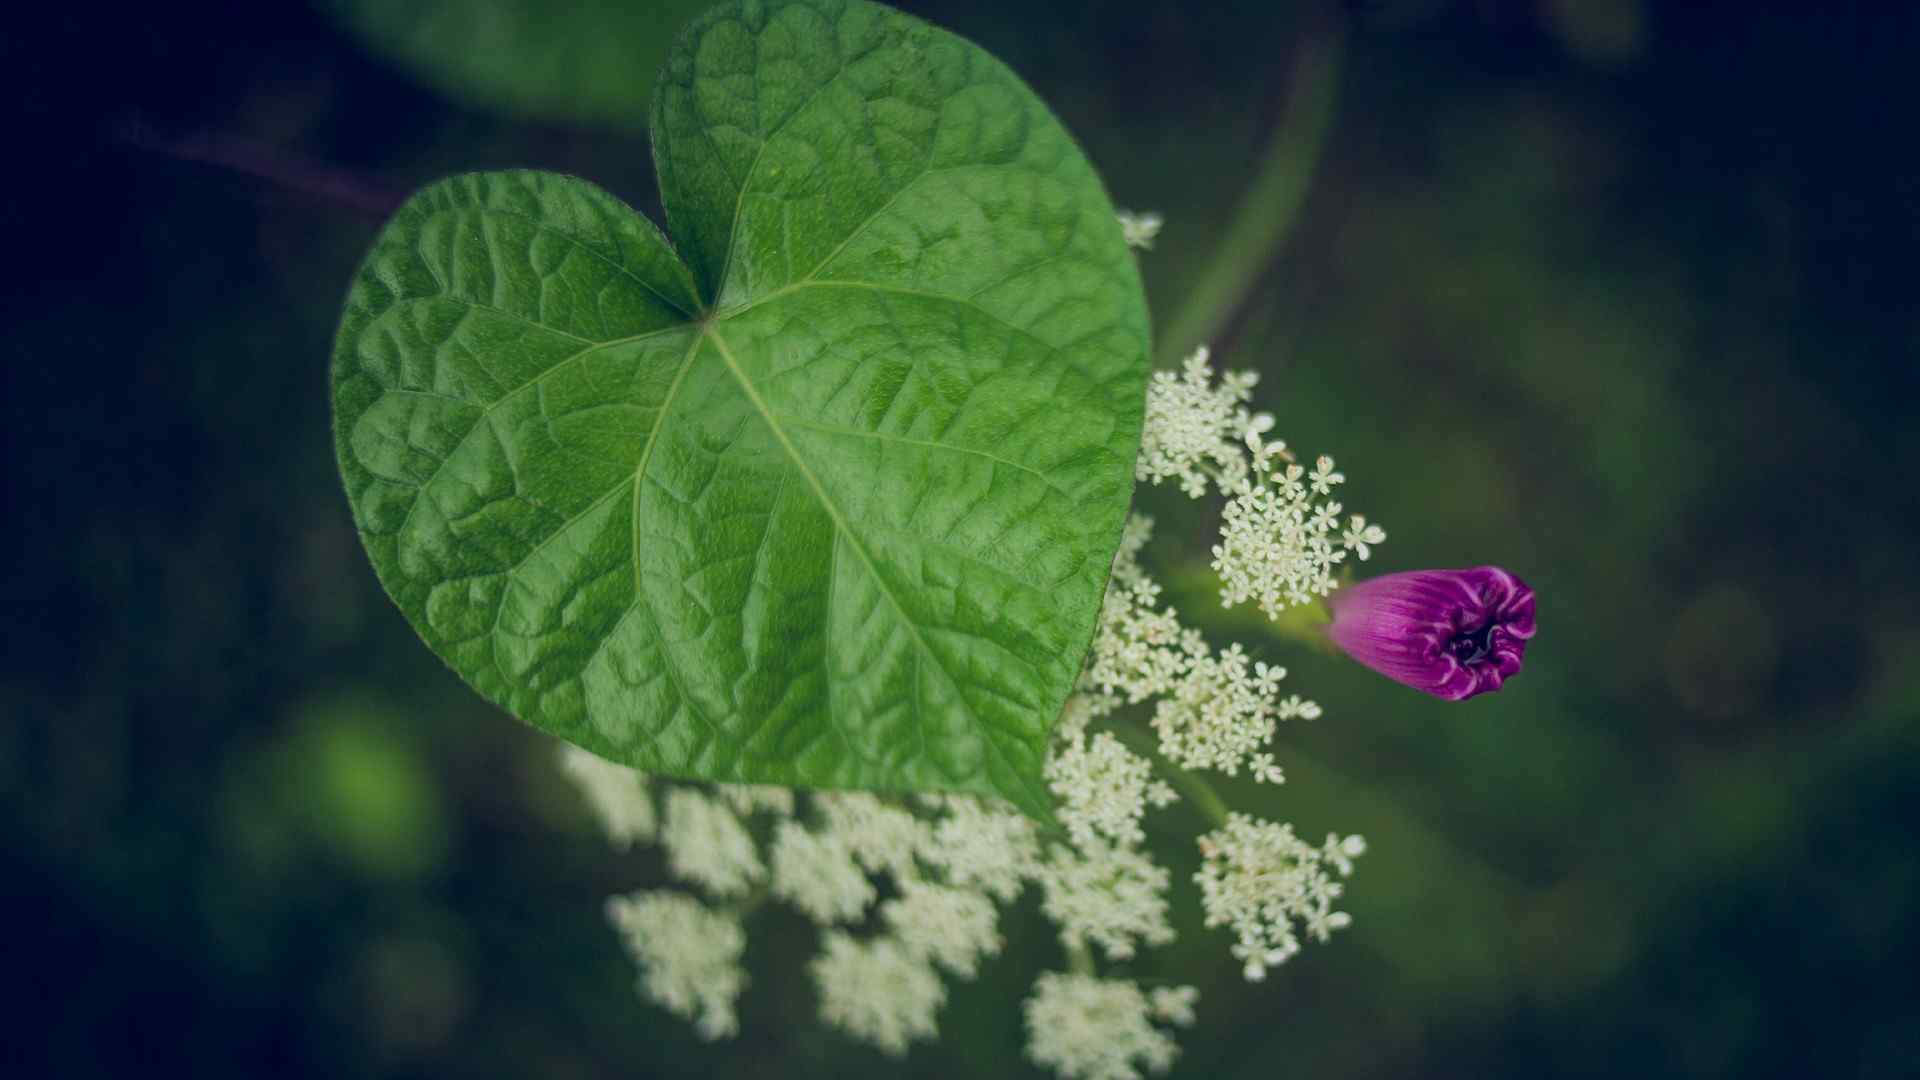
[660,788,762,898]
[1038,833,1175,962]
[559,343,1375,1078]
[1045,730,1176,847]
[1215,436,1384,619]
[924,793,1038,900]
[812,931,946,1055]
[883,881,1003,977]
[1136,347,1264,497]
[604,890,747,1040]
[1196,814,1367,982]
[1025,972,1196,1080]
[1135,347,1387,619]
[559,745,655,848]
[1080,515,1306,783]
[768,819,874,923]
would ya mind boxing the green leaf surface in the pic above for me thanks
[331,0,1148,817]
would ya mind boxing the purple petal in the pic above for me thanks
[1326,567,1536,701]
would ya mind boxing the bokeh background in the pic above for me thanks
[5,1,1917,1076]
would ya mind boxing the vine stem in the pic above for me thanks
[1155,25,1345,366]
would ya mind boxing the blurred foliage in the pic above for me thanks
[323,0,712,126]
[218,694,451,883]
[3,1,1917,1077]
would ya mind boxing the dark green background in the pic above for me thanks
[4,1,1916,1076]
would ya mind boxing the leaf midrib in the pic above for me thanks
[699,322,1050,815]
[627,328,710,593]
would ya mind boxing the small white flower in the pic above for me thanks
[1340,515,1386,561]
[1308,501,1342,533]
[1309,455,1345,495]
[605,890,747,1040]
[1116,209,1164,250]
[1322,832,1369,876]
[1147,985,1199,1028]
[1276,694,1321,721]
[1025,972,1188,1080]
[813,932,945,1056]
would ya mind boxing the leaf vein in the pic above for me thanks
[704,324,1049,813]
[417,203,697,319]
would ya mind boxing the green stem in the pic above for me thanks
[1066,941,1096,976]
[1158,754,1234,830]
[1265,594,1336,652]
[1111,716,1232,829]
[1156,27,1345,365]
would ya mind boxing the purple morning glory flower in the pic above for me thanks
[1325,567,1536,701]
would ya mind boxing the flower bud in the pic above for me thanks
[1325,567,1535,701]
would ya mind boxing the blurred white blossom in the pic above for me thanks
[1147,985,1199,1028]
[558,744,655,848]
[882,880,1004,977]
[605,890,746,1040]
[1024,972,1191,1080]
[923,795,1039,901]
[1038,834,1174,962]
[812,932,946,1055]
[815,791,929,879]
[769,820,875,924]
[660,788,762,898]
[718,783,795,817]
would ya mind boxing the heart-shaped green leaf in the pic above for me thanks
[331,0,1148,818]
